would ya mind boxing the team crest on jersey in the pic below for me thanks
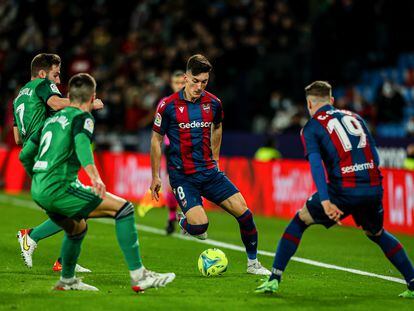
[202,104,210,113]
[84,118,94,134]
[50,83,61,94]
[178,106,185,113]
[154,113,162,126]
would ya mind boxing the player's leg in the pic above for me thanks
[88,192,175,291]
[200,169,269,275]
[256,192,340,293]
[358,199,414,298]
[48,215,98,291]
[169,172,209,239]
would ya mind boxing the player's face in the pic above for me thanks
[47,65,61,85]
[170,75,185,93]
[184,72,209,99]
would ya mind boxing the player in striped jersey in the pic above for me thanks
[256,81,414,298]
[150,54,270,275]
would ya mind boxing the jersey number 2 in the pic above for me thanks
[327,116,366,152]
[39,131,53,157]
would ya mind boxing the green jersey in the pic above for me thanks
[31,107,95,197]
[13,78,62,145]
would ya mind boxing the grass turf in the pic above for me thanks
[0,192,413,310]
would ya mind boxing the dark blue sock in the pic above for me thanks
[270,213,309,282]
[368,230,414,289]
[236,210,258,260]
[179,218,208,235]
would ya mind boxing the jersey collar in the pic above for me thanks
[179,88,206,103]
[314,104,333,116]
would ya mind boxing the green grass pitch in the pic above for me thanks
[0,192,413,310]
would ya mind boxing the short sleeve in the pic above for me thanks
[213,98,224,124]
[300,123,320,159]
[72,113,95,141]
[152,99,169,135]
[35,79,62,103]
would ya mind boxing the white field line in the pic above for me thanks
[0,194,406,285]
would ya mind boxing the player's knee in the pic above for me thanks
[365,228,383,238]
[68,223,88,240]
[114,201,135,220]
[299,205,315,225]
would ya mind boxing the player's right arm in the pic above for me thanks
[301,124,343,224]
[150,100,169,201]
[13,126,22,145]
[73,114,105,198]
[150,131,163,201]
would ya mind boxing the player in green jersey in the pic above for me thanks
[14,53,102,271]
[20,73,175,291]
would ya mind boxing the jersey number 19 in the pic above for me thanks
[327,115,367,152]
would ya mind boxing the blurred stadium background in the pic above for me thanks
[1,0,414,161]
[0,1,413,230]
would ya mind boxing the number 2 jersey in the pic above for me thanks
[301,105,383,196]
[13,78,62,145]
[152,89,224,175]
[29,107,95,197]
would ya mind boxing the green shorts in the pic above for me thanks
[32,180,103,221]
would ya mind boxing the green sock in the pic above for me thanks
[61,232,86,279]
[115,213,143,270]
[29,219,62,243]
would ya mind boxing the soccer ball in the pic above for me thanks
[198,248,228,276]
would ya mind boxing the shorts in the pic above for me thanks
[32,179,103,222]
[168,167,239,214]
[306,189,384,234]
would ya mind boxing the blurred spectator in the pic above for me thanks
[403,144,414,170]
[375,81,405,124]
[254,136,282,162]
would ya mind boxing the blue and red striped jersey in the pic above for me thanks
[153,89,223,174]
[301,105,382,196]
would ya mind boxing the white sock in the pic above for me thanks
[130,266,145,280]
[248,258,258,266]
[60,276,75,283]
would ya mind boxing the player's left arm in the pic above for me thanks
[19,131,40,177]
[211,122,222,163]
[212,98,224,165]
[73,114,105,198]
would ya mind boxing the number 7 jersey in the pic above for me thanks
[301,105,382,196]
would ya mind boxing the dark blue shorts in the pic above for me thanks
[168,168,239,214]
[306,189,384,234]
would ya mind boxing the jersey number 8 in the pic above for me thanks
[327,115,367,152]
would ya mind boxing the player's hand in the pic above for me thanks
[93,99,104,110]
[321,200,343,225]
[91,177,106,198]
[150,177,162,201]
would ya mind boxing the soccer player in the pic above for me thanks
[13,53,102,271]
[150,54,270,275]
[20,73,175,291]
[255,81,414,298]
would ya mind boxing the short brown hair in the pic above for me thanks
[186,54,212,76]
[31,53,61,77]
[68,73,96,103]
[304,81,332,98]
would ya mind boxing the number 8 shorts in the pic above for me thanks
[168,167,239,214]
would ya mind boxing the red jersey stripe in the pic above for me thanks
[362,139,382,186]
[200,97,215,170]
[174,102,196,174]
[314,113,356,188]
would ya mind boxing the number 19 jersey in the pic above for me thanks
[301,105,382,196]
[31,107,94,196]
